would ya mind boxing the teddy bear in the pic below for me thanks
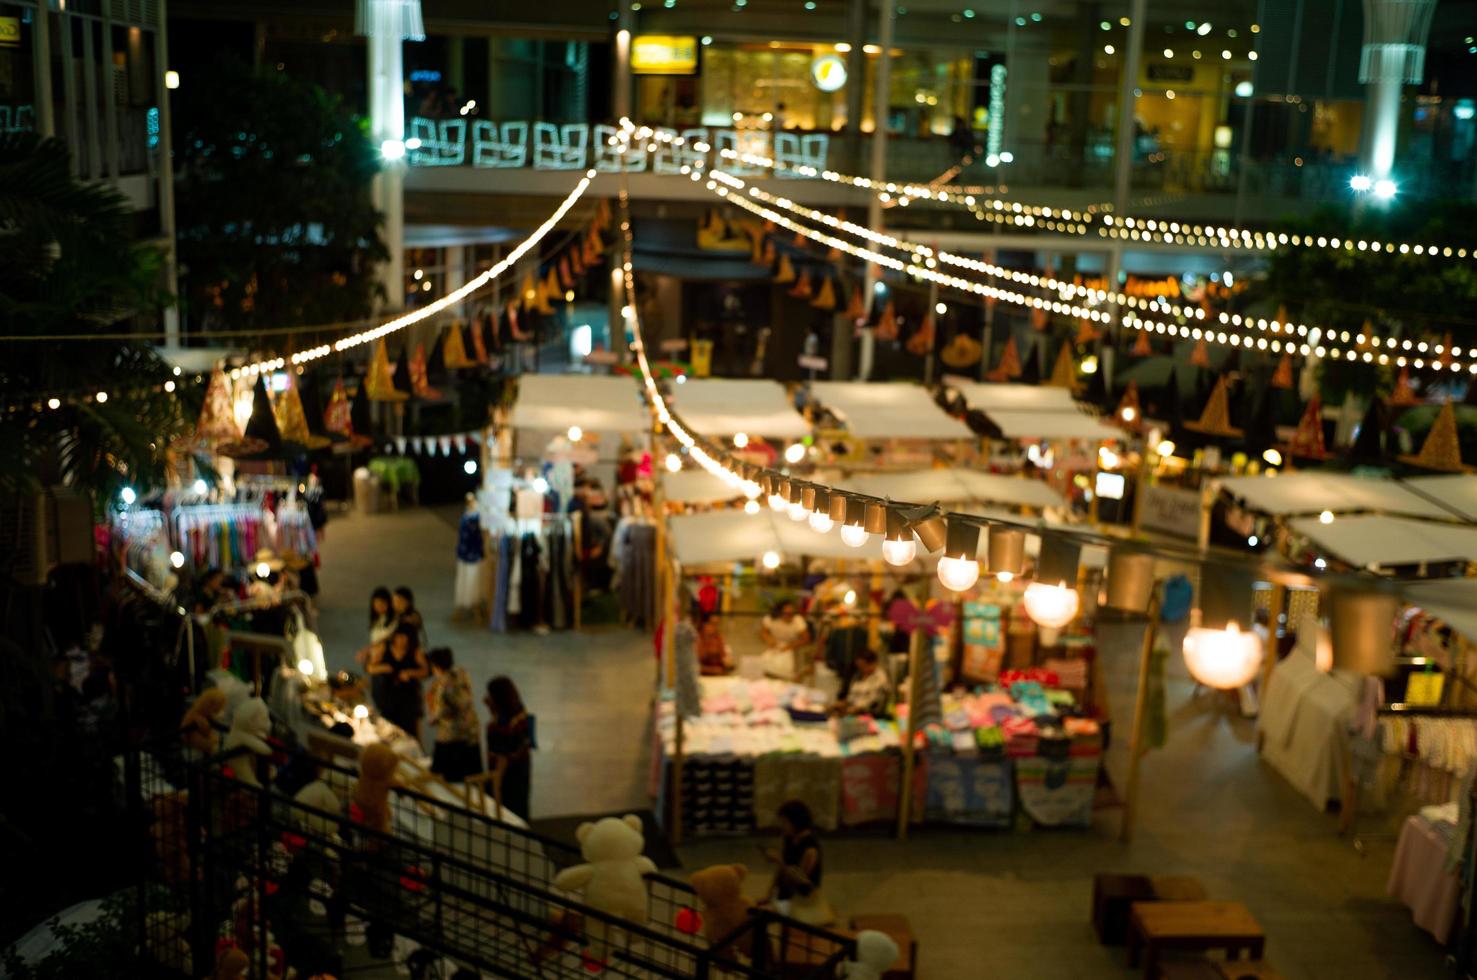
[552,814,656,960]
[688,864,754,956]
[352,741,399,836]
[839,929,900,980]
[223,697,273,788]
[180,688,227,755]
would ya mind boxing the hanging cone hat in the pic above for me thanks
[811,276,837,311]
[826,245,843,262]
[586,227,605,258]
[750,229,767,265]
[176,366,266,455]
[1275,304,1290,329]
[323,378,368,447]
[1400,401,1473,472]
[774,253,797,285]
[545,268,563,302]
[366,340,408,401]
[940,333,982,369]
[518,272,538,312]
[761,238,777,267]
[506,301,532,341]
[1130,328,1153,357]
[274,376,331,450]
[470,313,491,363]
[1030,306,1049,331]
[570,242,586,275]
[409,343,443,400]
[558,255,575,290]
[594,196,612,231]
[1189,337,1211,369]
[986,334,1023,381]
[791,230,806,249]
[1046,342,1081,392]
[392,344,414,396]
[1018,339,1044,386]
[1348,398,1389,463]
[1285,395,1329,459]
[844,286,867,320]
[788,268,813,299]
[874,300,900,341]
[1271,353,1295,389]
[1184,374,1243,438]
[221,376,285,459]
[349,376,373,439]
[1074,316,1102,345]
[906,314,936,356]
[1389,366,1420,407]
[1112,380,1143,432]
[442,320,476,369]
[1083,354,1110,407]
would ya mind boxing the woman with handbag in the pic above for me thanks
[485,676,534,819]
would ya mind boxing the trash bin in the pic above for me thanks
[353,467,379,516]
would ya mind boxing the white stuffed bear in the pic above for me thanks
[552,814,657,959]
[839,930,900,980]
[223,697,273,788]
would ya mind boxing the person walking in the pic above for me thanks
[484,676,534,819]
[426,648,483,783]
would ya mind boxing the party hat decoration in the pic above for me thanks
[750,230,766,265]
[792,230,806,249]
[1046,342,1081,392]
[1184,374,1243,438]
[470,313,491,363]
[365,339,408,401]
[544,268,563,301]
[987,335,1022,381]
[1189,337,1211,369]
[221,377,284,459]
[874,300,899,341]
[940,334,982,369]
[1074,317,1102,345]
[179,366,264,455]
[788,268,813,299]
[1286,395,1328,459]
[844,286,867,320]
[1399,401,1472,472]
[409,344,443,400]
[1389,366,1420,407]
[1113,381,1142,432]
[811,277,837,311]
[587,227,605,258]
[761,238,777,266]
[1348,398,1388,462]
[274,377,330,450]
[392,344,414,396]
[775,254,797,285]
[570,243,586,275]
[442,321,476,369]
[559,255,575,290]
[906,314,936,356]
[1030,306,1048,331]
[594,196,611,231]
[1131,329,1153,357]
[826,245,843,262]
[323,378,369,447]
[518,272,538,311]
[1437,332,1454,369]
[507,302,532,341]
[1271,353,1295,389]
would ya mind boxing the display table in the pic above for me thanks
[1387,814,1461,944]
[1257,649,1360,810]
[1126,901,1265,979]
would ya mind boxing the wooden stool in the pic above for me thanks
[1151,876,1209,902]
[1127,901,1264,980]
[850,914,917,980]
[1093,874,1156,944]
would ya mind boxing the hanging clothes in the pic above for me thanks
[455,511,485,610]
[518,533,543,630]
[492,534,512,633]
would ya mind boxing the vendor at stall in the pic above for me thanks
[835,649,890,717]
[760,599,811,679]
[698,614,735,676]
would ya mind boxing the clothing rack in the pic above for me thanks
[1343,704,1477,842]
[488,513,581,633]
[123,568,197,693]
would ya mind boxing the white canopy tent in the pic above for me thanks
[1405,475,1477,523]
[809,382,973,440]
[661,470,743,505]
[669,379,810,440]
[1217,472,1455,520]
[666,509,885,565]
[980,410,1122,441]
[950,382,1082,412]
[1401,578,1477,646]
[842,469,1065,512]
[509,374,648,434]
[1288,514,1477,568]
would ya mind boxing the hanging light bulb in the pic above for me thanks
[353,704,370,720]
[1023,581,1080,628]
[744,499,761,515]
[761,550,781,570]
[256,561,272,579]
[192,478,208,495]
[119,486,137,506]
[937,520,982,592]
[169,551,186,569]
[883,535,917,566]
[568,425,583,441]
[787,499,808,521]
[1182,622,1262,689]
[784,442,806,464]
[768,492,788,512]
[665,453,682,473]
[734,432,749,449]
[835,497,866,546]
[808,489,834,532]
[840,523,869,547]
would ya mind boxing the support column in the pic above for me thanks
[154,0,181,346]
[857,0,894,381]
[32,3,54,137]
[1103,0,1146,339]
[843,0,866,169]
[360,0,424,314]
[613,5,634,123]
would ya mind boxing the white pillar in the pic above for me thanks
[155,0,181,347]
[613,6,634,122]
[857,0,894,381]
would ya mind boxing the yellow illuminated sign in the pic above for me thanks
[0,17,20,47]
[631,35,699,75]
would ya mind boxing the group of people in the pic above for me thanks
[356,585,535,816]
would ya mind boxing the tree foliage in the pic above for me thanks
[0,132,188,501]
[173,59,387,335]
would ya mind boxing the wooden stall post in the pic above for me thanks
[1258,584,1286,701]
[573,511,584,631]
[1119,589,1163,844]
[896,626,927,840]
[1196,480,1215,552]
[1130,445,1151,538]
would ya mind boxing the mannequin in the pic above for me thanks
[453,493,486,620]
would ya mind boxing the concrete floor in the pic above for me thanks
[316,505,1450,979]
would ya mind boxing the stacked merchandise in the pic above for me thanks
[680,757,756,836]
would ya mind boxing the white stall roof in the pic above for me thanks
[1401,578,1477,646]
[845,469,1064,511]
[952,382,1082,412]
[510,374,648,434]
[662,470,741,504]
[809,382,973,440]
[1217,472,1454,520]
[1288,514,1477,567]
[667,510,779,566]
[981,410,1121,441]
[770,511,886,561]
[670,379,810,440]
[1405,474,1477,522]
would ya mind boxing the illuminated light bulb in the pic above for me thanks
[298,658,315,675]
[665,453,682,473]
[744,499,761,515]
[532,476,549,495]
[761,550,781,570]
[1248,535,1259,547]
[170,551,185,569]
[734,432,749,449]
[1314,557,1328,570]
[464,459,479,475]
[840,524,870,548]
[1262,448,1283,466]
[809,510,834,533]
[768,493,788,512]
[1182,622,1262,689]
[353,704,370,720]
[1022,580,1080,628]
[256,562,271,579]
[193,478,208,494]
[119,486,136,506]
[996,571,1014,583]
[1156,440,1176,457]
[164,381,176,393]
[784,443,807,464]
[567,425,583,441]
[1081,354,1099,374]
[882,535,917,566]
[1373,178,1397,200]
[843,589,857,606]
[742,480,762,499]
[938,555,981,592]
[47,397,61,409]
[1319,510,1334,524]
[787,500,808,522]
[1120,406,1137,422]
[96,391,108,403]
[1098,446,1120,468]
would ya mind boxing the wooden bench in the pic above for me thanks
[1127,901,1264,979]
[1093,873,1209,944]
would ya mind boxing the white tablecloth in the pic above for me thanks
[1258,649,1360,809]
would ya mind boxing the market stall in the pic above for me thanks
[808,381,974,442]
[668,378,810,442]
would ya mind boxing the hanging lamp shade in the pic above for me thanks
[1181,563,1260,689]
[222,376,285,459]
[1104,548,1155,613]
[1184,374,1244,438]
[1328,586,1401,675]
[354,0,424,39]
[392,344,414,396]
[775,254,797,285]
[1046,342,1080,392]
[1286,395,1328,459]
[365,340,408,401]
[986,335,1022,381]
[409,343,443,400]
[442,321,476,369]
[986,528,1025,577]
[874,300,899,341]
[811,277,837,311]
[1130,328,1153,357]
[1270,353,1295,389]
[844,286,867,320]
[1189,337,1211,369]
[1399,401,1473,472]
[1113,380,1142,431]
[274,377,330,450]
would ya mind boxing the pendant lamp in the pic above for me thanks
[1327,586,1400,676]
[222,377,284,460]
[882,508,917,566]
[1181,564,1260,689]
[1103,548,1155,613]
[1023,537,1081,629]
[937,520,981,592]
